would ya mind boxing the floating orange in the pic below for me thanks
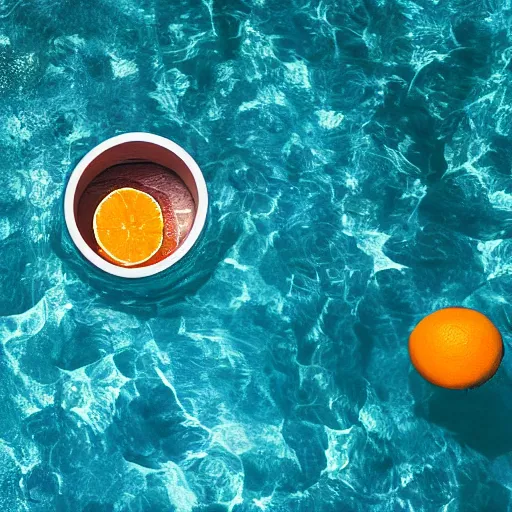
[409,307,503,389]
[93,187,164,267]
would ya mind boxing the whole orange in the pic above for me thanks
[409,307,503,389]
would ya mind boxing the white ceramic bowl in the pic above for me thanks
[64,132,208,278]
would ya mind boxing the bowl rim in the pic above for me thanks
[64,132,208,279]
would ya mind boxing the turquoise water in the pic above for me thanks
[1,0,512,510]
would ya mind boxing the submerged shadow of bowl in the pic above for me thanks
[64,132,208,279]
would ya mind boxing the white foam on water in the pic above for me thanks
[315,109,344,129]
[253,495,273,510]
[155,461,198,512]
[110,55,139,79]
[28,168,59,209]
[7,174,26,201]
[343,225,407,274]
[211,423,252,455]
[5,115,31,141]
[54,34,86,51]
[322,426,352,478]
[216,62,237,97]
[284,60,311,89]
[238,99,260,112]
[477,239,512,280]
[239,86,287,112]
[345,175,359,190]
[488,190,512,211]
[168,23,185,41]
[263,87,286,106]
[399,463,415,487]
[358,406,378,432]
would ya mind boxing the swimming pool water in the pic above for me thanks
[0,0,511,510]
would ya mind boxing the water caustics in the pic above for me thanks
[0,0,511,510]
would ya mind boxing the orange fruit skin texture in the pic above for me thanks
[93,187,164,267]
[409,307,503,390]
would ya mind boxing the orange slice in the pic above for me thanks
[93,187,164,267]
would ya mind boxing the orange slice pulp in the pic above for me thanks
[93,187,164,267]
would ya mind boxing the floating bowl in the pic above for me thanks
[64,132,208,279]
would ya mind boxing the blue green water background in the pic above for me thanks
[0,0,512,510]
